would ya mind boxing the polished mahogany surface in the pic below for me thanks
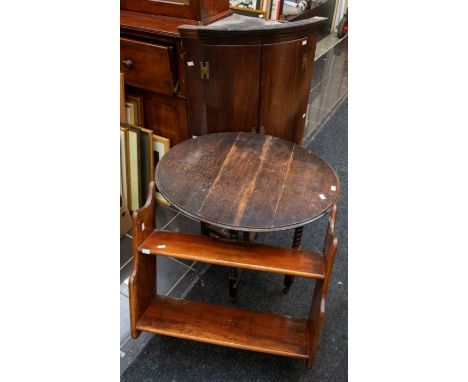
[139,230,325,278]
[156,132,339,232]
[137,296,309,359]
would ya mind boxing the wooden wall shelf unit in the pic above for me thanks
[121,1,325,147]
[179,15,325,144]
[129,182,339,368]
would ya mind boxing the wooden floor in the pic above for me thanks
[139,231,325,279]
[136,296,309,359]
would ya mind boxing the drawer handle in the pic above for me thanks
[122,59,133,70]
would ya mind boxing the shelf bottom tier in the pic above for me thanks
[136,296,309,359]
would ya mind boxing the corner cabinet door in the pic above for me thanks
[187,44,262,136]
[259,35,317,144]
[205,44,262,134]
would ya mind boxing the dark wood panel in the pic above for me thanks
[198,134,278,226]
[272,142,338,227]
[156,132,237,212]
[156,132,339,231]
[259,35,317,144]
[142,94,189,146]
[120,38,176,95]
[182,38,207,136]
[184,43,263,136]
[137,296,309,358]
[140,231,325,278]
[235,136,294,227]
[204,44,262,134]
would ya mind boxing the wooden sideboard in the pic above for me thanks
[120,0,325,146]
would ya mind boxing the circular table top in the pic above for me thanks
[156,132,340,232]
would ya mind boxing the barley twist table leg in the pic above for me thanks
[228,230,242,298]
[283,226,304,294]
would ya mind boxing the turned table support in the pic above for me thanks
[228,230,242,298]
[283,226,304,294]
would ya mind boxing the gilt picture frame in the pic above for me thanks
[230,0,267,17]
[152,135,171,206]
[126,94,144,128]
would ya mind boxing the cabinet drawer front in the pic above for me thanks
[120,38,176,95]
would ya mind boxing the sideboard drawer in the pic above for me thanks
[120,38,177,95]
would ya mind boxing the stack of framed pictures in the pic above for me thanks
[269,0,282,20]
[120,124,171,211]
[125,95,144,127]
[120,73,126,123]
[229,0,267,18]
[229,0,298,20]
[151,134,170,206]
[120,91,171,212]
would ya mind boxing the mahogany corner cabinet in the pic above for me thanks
[121,0,325,146]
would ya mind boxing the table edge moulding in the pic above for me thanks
[155,132,340,233]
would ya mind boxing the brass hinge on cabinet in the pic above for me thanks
[302,53,310,71]
[251,126,265,134]
[200,62,210,80]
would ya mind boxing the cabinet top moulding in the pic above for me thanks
[121,0,232,24]
[121,10,200,38]
[178,14,326,43]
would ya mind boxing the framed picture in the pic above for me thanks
[126,126,141,211]
[269,0,283,20]
[230,0,261,10]
[125,101,137,126]
[120,126,130,208]
[152,135,171,206]
[120,73,126,123]
[126,94,144,127]
[139,127,154,202]
[264,0,275,18]
[230,0,267,17]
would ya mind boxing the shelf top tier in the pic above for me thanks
[140,231,326,279]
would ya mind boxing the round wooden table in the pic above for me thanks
[156,132,339,232]
[156,132,340,296]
